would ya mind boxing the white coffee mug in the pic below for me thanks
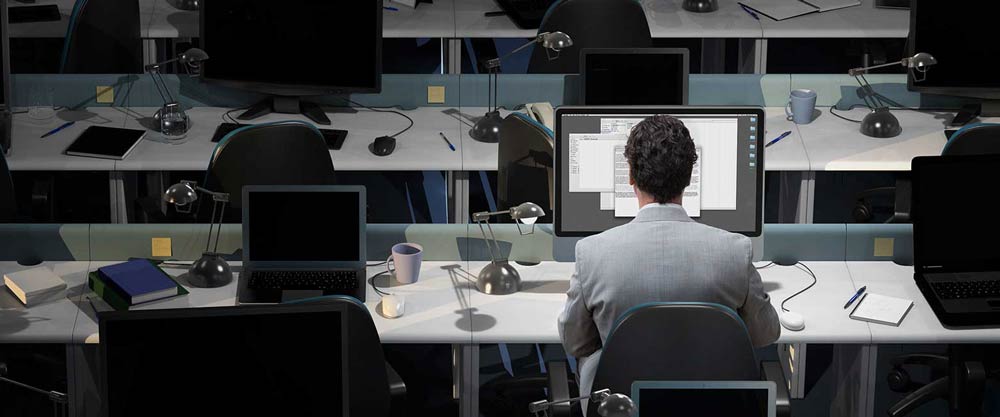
[387,243,423,284]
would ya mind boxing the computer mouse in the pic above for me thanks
[779,311,805,331]
[381,294,405,318]
[370,136,396,157]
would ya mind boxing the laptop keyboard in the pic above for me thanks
[932,280,1000,300]
[248,270,359,291]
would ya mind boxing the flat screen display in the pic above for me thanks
[908,1,1000,98]
[201,0,381,93]
[247,189,363,262]
[583,49,689,106]
[103,308,345,417]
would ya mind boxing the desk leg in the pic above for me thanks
[755,39,769,74]
[450,171,470,224]
[454,344,480,417]
[447,39,463,75]
[830,344,877,417]
[777,171,815,224]
[109,172,128,224]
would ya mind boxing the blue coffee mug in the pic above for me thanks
[785,89,817,125]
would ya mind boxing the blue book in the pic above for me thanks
[98,260,179,305]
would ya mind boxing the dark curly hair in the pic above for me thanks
[623,115,699,203]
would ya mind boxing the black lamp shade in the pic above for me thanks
[163,182,198,206]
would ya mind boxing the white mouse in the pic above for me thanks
[779,311,805,331]
[381,294,405,319]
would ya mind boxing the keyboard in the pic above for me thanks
[211,122,348,150]
[248,270,360,291]
[493,0,557,29]
[932,280,1000,300]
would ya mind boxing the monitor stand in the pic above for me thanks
[950,99,1000,126]
[237,96,356,126]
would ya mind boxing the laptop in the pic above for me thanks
[237,185,367,304]
[911,155,1000,327]
[631,381,776,417]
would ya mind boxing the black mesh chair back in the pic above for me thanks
[61,0,142,74]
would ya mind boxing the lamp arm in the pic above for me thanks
[847,58,905,76]
[193,186,230,203]
[476,220,500,262]
[487,35,545,70]
[472,209,515,222]
[149,70,174,105]
[143,56,181,72]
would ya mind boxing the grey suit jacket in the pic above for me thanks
[558,204,780,400]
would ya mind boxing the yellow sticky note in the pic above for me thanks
[873,237,894,257]
[427,86,445,104]
[96,86,114,103]
[151,238,172,258]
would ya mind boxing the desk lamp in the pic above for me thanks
[163,180,232,288]
[529,389,636,417]
[847,52,937,138]
[144,48,209,137]
[472,202,545,295]
[471,32,573,143]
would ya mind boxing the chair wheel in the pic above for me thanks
[887,366,911,392]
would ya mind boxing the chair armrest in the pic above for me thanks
[761,361,791,417]
[546,361,572,417]
[385,361,406,416]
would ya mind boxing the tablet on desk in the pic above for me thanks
[64,126,146,160]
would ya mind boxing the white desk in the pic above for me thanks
[0,261,91,343]
[5,109,137,172]
[759,0,909,39]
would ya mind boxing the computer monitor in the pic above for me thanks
[100,304,349,416]
[581,48,689,106]
[631,381,776,417]
[201,1,382,125]
[908,1,1000,115]
[554,106,764,237]
[242,185,366,268]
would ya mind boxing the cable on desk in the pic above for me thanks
[780,262,817,313]
[829,105,864,123]
[222,107,248,125]
[755,262,774,270]
[369,269,392,297]
[346,99,414,138]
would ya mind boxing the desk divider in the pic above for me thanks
[0,224,89,262]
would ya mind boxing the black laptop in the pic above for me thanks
[911,155,1000,327]
[237,185,367,304]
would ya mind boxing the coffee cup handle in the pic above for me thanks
[785,101,794,121]
[385,255,394,277]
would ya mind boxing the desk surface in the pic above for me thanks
[759,0,909,39]
[6,109,138,171]
[0,261,91,343]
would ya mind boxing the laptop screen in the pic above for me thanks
[912,155,1000,269]
[632,381,775,417]
[246,187,363,263]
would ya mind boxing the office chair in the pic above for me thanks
[497,113,554,223]
[0,152,53,223]
[0,151,16,222]
[852,123,1000,223]
[546,303,790,417]
[886,345,1000,417]
[60,0,143,73]
[527,0,652,74]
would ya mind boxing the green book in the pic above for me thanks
[88,261,189,311]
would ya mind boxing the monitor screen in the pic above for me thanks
[555,107,764,236]
[102,306,346,417]
[912,155,1000,270]
[583,49,689,106]
[201,0,382,93]
[636,385,772,417]
[908,1,1000,98]
[246,188,364,263]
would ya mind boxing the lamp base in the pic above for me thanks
[477,260,521,295]
[683,0,718,12]
[860,108,902,138]
[187,252,233,288]
[470,111,503,143]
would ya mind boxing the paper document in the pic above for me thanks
[802,0,860,12]
[739,0,818,20]
[683,148,703,218]
[849,293,914,327]
[568,133,628,193]
[600,192,614,210]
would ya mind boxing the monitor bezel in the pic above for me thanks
[580,48,690,106]
[99,303,351,416]
[242,185,367,269]
[199,0,383,96]
[631,380,777,417]
[906,0,1000,100]
[553,106,765,237]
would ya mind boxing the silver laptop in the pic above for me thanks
[631,381,776,417]
[237,185,367,304]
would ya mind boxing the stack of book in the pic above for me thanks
[88,260,187,311]
[3,267,67,307]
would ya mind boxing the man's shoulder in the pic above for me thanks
[581,220,751,252]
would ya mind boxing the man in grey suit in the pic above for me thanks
[558,115,780,404]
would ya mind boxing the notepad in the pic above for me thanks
[740,0,859,20]
[849,293,914,326]
[64,126,146,160]
[802,0,860,12]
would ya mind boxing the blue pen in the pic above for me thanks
[439,132,456,151]
[383,6,398,11]
[740,4,759,20]
[40,121,75,139]
[844,286,867,309]
[765,131,792,148]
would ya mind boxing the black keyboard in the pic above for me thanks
[932,280,1000,300]
[248,270,359,291]
[494,0,557,29]
[211,122,348,150]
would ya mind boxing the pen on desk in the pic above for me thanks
[765,131,792,148]
[383,6,398,11]
[439,132,456,151]
[40,121,75,139]
[844,286,867,309]
[739,4,759,20]
[485,11,507,17]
